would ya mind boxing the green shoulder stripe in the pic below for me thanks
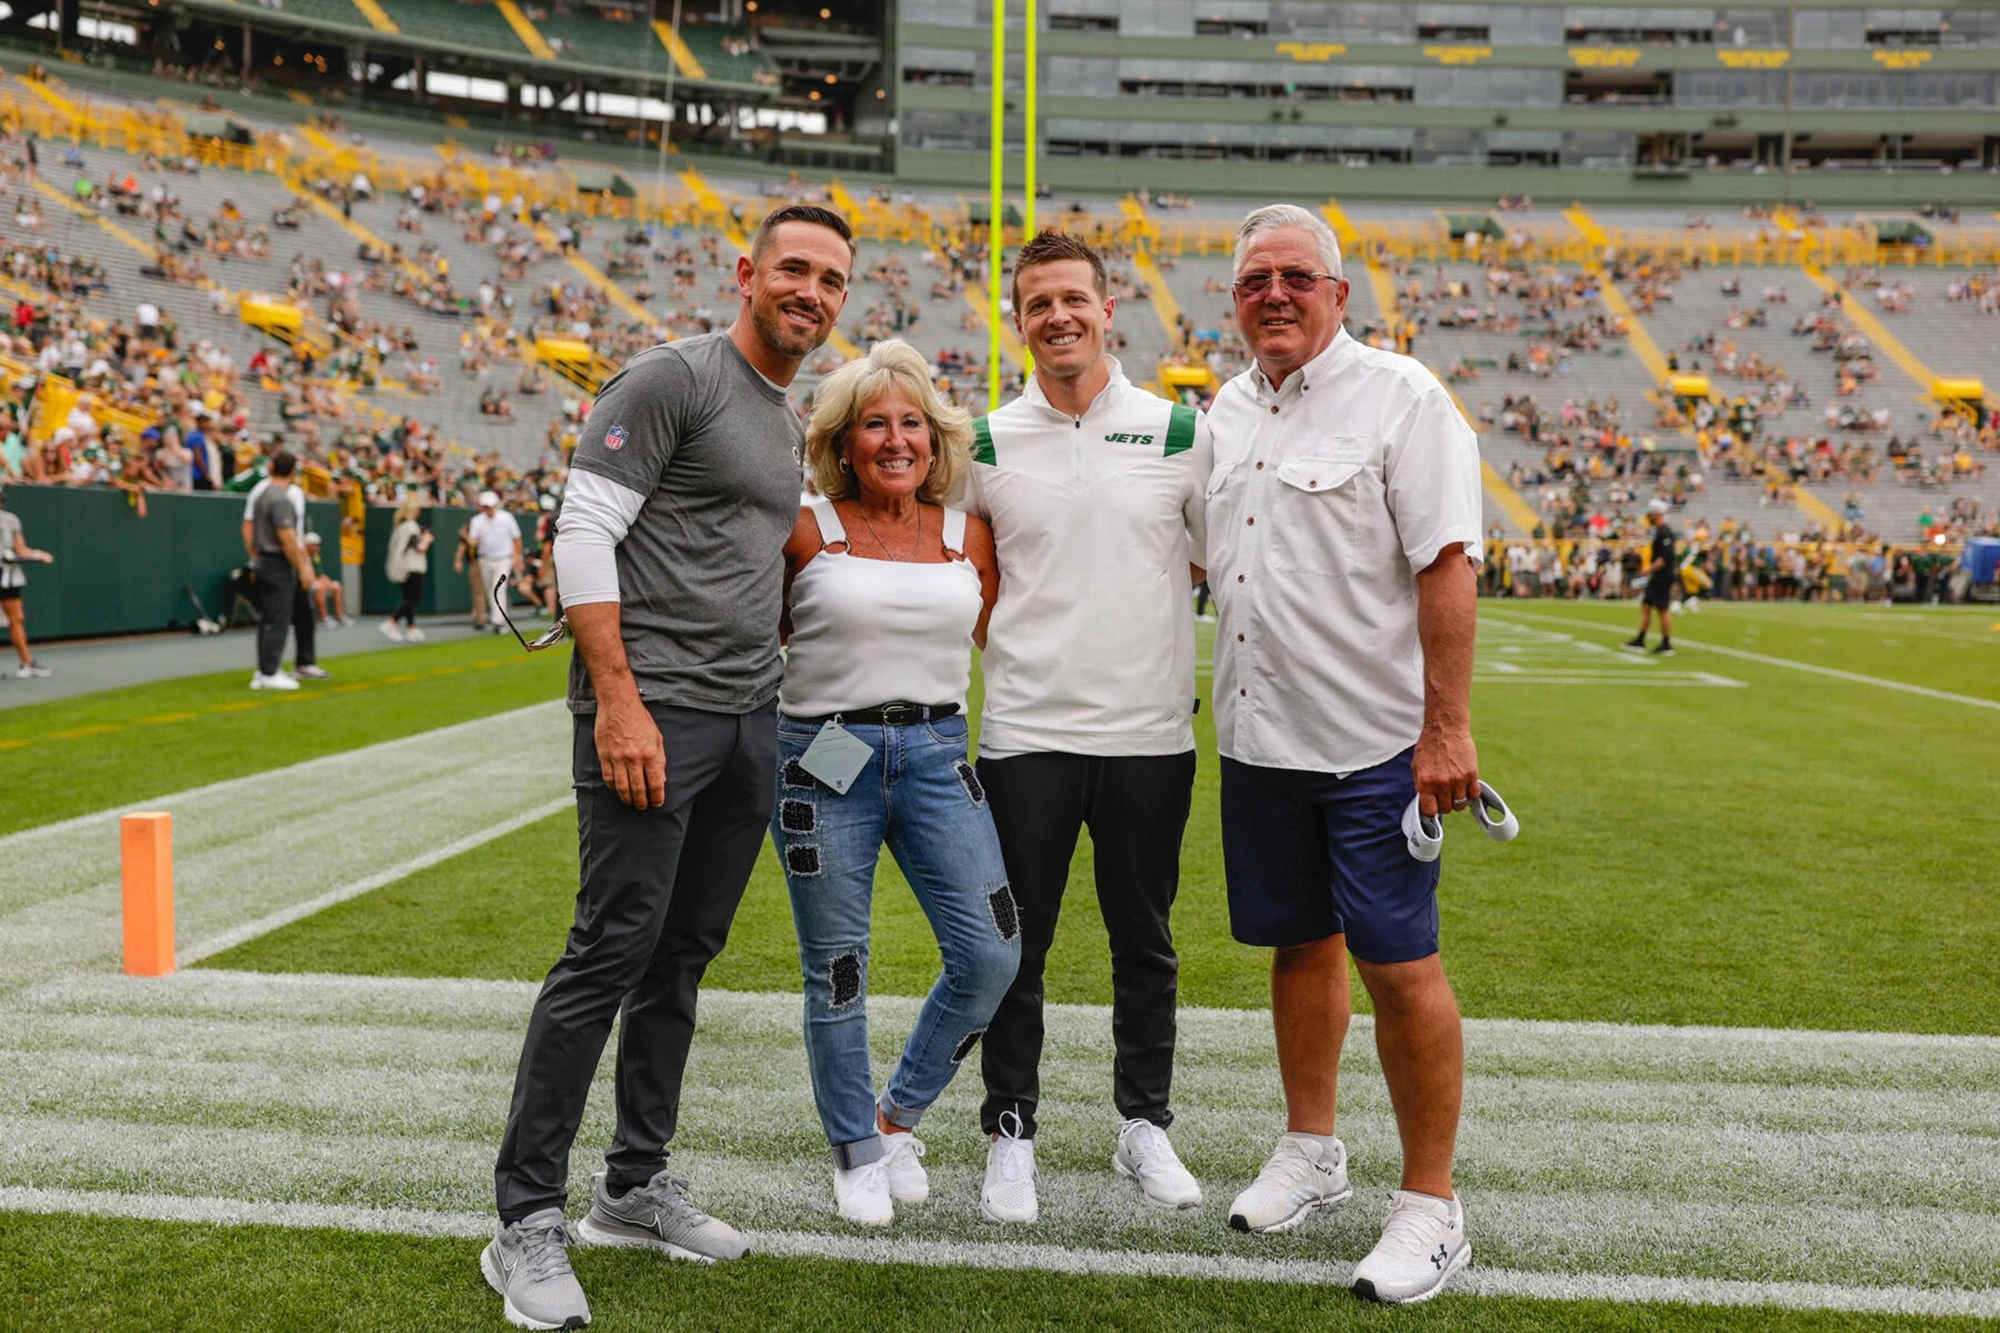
[1163,403,1198,457]
[971,416,996,466]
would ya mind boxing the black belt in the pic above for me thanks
[791,702,959,727]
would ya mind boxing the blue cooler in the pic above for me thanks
[1967,537,2000,585]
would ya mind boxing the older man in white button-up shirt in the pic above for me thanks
[1205,205,1484,1305]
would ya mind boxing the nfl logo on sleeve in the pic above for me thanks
[605,426,628,451]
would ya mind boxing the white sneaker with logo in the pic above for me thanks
[833,1158,893,1227]
[1350,1190,1471,1304]
[880,1131,929,1206]
[249,671,300,691]
[980,1113,1038,1224]
[1228,1134,1353,1234]
[1112,1118,1203,1209]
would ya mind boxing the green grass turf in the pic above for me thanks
[210,601,2000,1034]
[4,1213,1983,1333]
[0,637,568,836]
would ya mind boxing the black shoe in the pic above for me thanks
[1621,637,1647,652]
[1652,643,1675,657]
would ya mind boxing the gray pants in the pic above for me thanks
[494,700,778,1224]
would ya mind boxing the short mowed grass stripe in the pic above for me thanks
[11,1212,1985,1333]
[0,636,568,837]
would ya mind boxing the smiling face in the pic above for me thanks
[1234,225,1348,388]
[842,385,934,505]
[738,221,852,362]
[1013,258,1113,383]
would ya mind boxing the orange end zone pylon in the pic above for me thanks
[120,811,175,976]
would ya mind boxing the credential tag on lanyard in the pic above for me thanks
[798,719,873,795]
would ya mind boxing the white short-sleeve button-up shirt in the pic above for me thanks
[1205,329,1483,775]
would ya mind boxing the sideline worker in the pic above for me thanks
[461,490,524,634]
[246,451,317,691]
[1205,204,1485,1304]
[0,482,54,678]
[484,203,853,1332]
[964,230,1212,1224]
[242,460,326,680]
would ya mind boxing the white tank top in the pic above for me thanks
[779,498,983,717]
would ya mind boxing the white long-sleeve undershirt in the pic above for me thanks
[553,468,648,607]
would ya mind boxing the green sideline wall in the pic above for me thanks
[0,487,540,639]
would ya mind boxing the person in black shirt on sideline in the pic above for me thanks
[1624,498,1679,657]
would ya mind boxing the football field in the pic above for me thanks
[3,601,1997,1331]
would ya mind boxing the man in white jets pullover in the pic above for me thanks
[961,230,1212,1225]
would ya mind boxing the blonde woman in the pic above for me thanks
[769,339,1017,1226]
[381,496,434,642]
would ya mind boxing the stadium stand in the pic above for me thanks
[0,63,1992,615]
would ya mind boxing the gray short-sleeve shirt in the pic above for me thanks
[565,332,804,714]
[250,483,296,557]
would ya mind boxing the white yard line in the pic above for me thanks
[0,704,573,984]
[5,1186,1996,1318]
[178,797,574,966]
[1486,611,2000,713]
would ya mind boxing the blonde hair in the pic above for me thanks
[394,496,423,524]
[804,339,971,505]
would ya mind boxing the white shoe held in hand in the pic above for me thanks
[980,1110,1038,1224]
[1351,1189,1471,1305]
[1401,796,1444,862]
[1113,1117,1203,1209]
[1228,1134,1352,1234]
[879,1131,929,1205]
[1471,782,1519,842]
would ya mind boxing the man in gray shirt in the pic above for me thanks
[247,452,315,691]
[485,204,853,1331]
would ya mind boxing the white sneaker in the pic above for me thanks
[249,671,300,691]
[1112,1118,1202,1209]
[380,620,405,642]
[405,626,426,642]
[880,1132,928,1206]
[1228,1134,1353,1234]
[980,1113,1038,1224]
[339,615,356,627]
[833,1158,893,1227]
[1351,1190,1471,1305]
[14,663,51,678]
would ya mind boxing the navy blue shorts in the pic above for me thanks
[1219,749,1441,964]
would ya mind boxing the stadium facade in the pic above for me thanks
[9,0,2000,203]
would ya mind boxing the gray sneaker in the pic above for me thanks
[574,1169,750,1263]
[479,1207,590,1330]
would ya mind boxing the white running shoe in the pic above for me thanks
[15,663,51,678]
[1112,1118,1202,1210]
[1401,796,1444,863]
[380,620,405,642]
[1228,1135,1353,1234]
[249,671,300,691]
[405,626,426,642]
[339,615,356,627]
[833,1158,893,1227]
[880,1131,929,1205]
[980,1113,1038,1224]
[1351,1190,1471,1305]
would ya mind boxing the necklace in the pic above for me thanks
[856,503,924,562]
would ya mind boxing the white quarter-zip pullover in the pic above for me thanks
[962,358,1212,759]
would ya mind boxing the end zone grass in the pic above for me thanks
[214,604,2000,1033]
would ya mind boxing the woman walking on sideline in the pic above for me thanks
[381,497,434,642]
[769,339,1018,1226]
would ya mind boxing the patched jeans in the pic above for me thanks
[772,711,1021,1169]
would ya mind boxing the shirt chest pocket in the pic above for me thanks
[1269,455,1368,577]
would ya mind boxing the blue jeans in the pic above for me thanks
[772,712,1021,1169]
